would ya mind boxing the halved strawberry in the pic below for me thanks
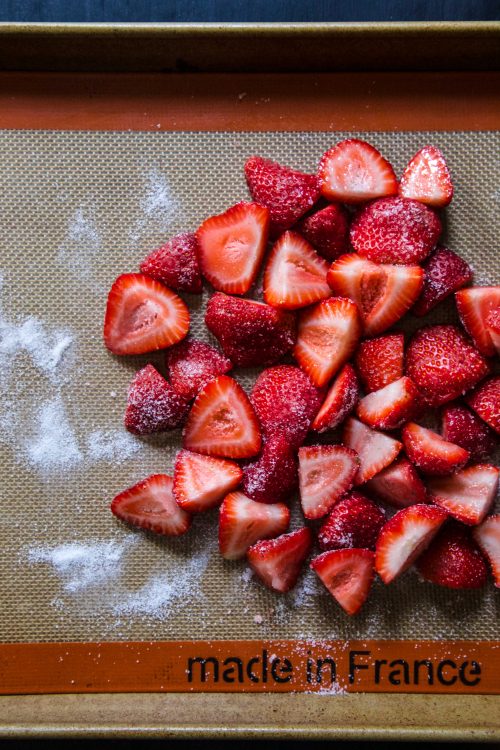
[111,474,191,536]
[263,231,331,310]
[311,548,375,615]
[311,363,359,433]
[455,286,500,356]
[183,375,261,459]
[399,145,454,207]
[247,527,313,593]
[242,434,298,504]
[318,139,398,204]
[103,273,190,355]
[318,491,385,552]
[139,232,202,294]
[327,254,423,336]
[294,296,361,387]
[166,338,232,401]
[124,364,190,435]
[402,422,469,476]
[375,504,448,584]
[196,202,269,295]
[466,377,500,434]
[298,445,359,520]
[412,245,472,317]
[486,306,500,355]
[357,376,420,431]
[173,449,242,513]
[473,515,500,587]
[218,491,290,560]
[427,464,499,526]
[364,456,428,508]
[297,202,349,261]
[342,417,402,485]
[416,522,488,589]
[441,403,498,462]
[354,333,404,394]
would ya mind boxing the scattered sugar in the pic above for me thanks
[0,312,74,381]
[240,567,254,585]
[129,168,180,243]
[26,396,83,472]
[57,207,103,290]
[253,614,263,625]
[85,429,141,463]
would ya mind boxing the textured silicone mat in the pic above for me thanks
[0,130,498,644]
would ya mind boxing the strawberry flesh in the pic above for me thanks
[247,527,313,593]
[318,491,386,552]
[166,338,232,401]
[312,363,360,433]
[342,417,402,485]
[466,377,500,434]
[427,463,499,526]
[412,245,473,317]
[402,422,469,476]
[486,306,500,355]
[311,548,375,615]
[364,456,428,508]
[416,522,488,589]
[242,434,298,504]
[111,474,191,536]
[399,145,454,207]
[124,364,190,435]
[357,376,421,431]
[218,491,290,560]
[355,333,404,393]
[473,515,500,587]
[442,403,498,462]
[298,445,360,520]
[139,232,202,294]
[455,286,500,357]
[173,449,242,513]
[297,202,349,261]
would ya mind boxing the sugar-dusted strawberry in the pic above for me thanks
[218,491,290,560]
[427,464,499,525]
[297,202,349,261]
[263,231,330,310]
[327,254,424,336]
[298,445,360,520]
[244,155,320,236]
[318,491,385,552]
[247,527,313,593]
[342,417,402,485]
[466,377,500,434]
[355,333,404,394]
[318,139,398,204]
[402,422,469,476]
[124,364,190,435]
[139,232,202,294]
[357,376,420,431]
[375,504,448,584]
[486,306,500,355]
[242,434,298,504]
[399,145,454,207]
[250,365,323,449]
[442,403,498,462]
[311,548,375,615]
[166,338,232,401]
[183,375,261,459]
[294,297,361,387]
[455,286,500,357]
[205,292,296,367]
[350,196,441,265]
[412,246,473,317]
[416,522,488,589]
[364,456,428,508]
[312,364,359,433]
[473,515,500,587]
[196,202,269,294]
[405,325,491,407]
[103,273,189,355]
[111,474,191,536]
[173,449,242,513]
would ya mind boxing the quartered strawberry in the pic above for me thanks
[399,145,454,207]
[297,202,349,261]
[402,422,470,476]
[311,548,375,615]
[466,377,500,434]
[486,306,500,355]
[318,491,385,552]
[350,196,441,265]
[364,456,428,508]
[196,202,269,294]
[455,286,500,357]
[111,474,191,537]
[183,375,261,459]
[405,325,491,407]
[173,449,242,513]
[205,292,296,367]
[442,403,498,462]
[375,504,448,584]
[242,434,298,504]
[311,363,360,433]
[103,273,190,355]
[218,491,290,560]
[298,445,360,520]
[427,464,499,525]
[416,522,488,589]
[318,139,398,203]
[139,232,202,294]
[412,246,472,317]
[473,515,500,587]
[244,155,320,236]
[354,333,404,394]
[166,338,232,401]
[327,254,424,336]
[357,376,420,431]
[342,417,402,485]
[294,296,361,387]
[247,527,313,593]
[124,364,190,435]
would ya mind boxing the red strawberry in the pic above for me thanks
[318,491,385,551]
[486,306,500,355]
[242,434,298,504]
[166,338,232,401]
[294,296,361,387]
[139,232,202,294]
[416,522,488,589]
[183,375,261,459]
[427,464,499,525]
[312,363,360,433]
[466,377,500,434]
[364,456,428,508]
[455,286,500,357]
[402,422,469,476]
[399,145,454,207]
[103,273,190,355]
[196,202,269,294]
[297,202,349,261]
[111,474,191,536]
[357,376,420,431]
[218,491,290,560]
[375,504,448,584]
[342,417,402,485]
[327,254,423,336]
[355,333,404,393]
[318,139,398,203]
[205,292,296,367]
[311,548,375,615]
[405,325,491,407]
[441,403,498,462]
[247,527,313,593]
[298,445,360,520]
[173,449,242,513]
[124,364,190,435]
[473,515,500,587]
[412,245,472,317]
[350,196,441,265]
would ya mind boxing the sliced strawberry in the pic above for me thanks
[294,296,361,387]
[466,377,500,434]
[399,145,454,207]
[311,548,375,615]
[486,306,500,355]
[205,292,296,367]
[103,273,189,355]
[375,504,448,584]
[247,527,313,593]
[428,464,499,525]
[263,231,331,310]
[364,456,428,508]
[111,474,191,537]
[402,422,469,476]
[318,491,385,552]
[327,254,423,336]
[311,363,359,433]
[124,364,190,435]
[183,375,261,459]
[196,202,269,294]
[416,522,488,589]
[355,333,404,394]
[297,202,349,261]
[350,196,441,265]
[342,417,402,485]
[173,449,242,513]
[139,232,202,294]
[166,338,232,401]
[218,491,290,560]
[242,434,298,504]
[442,403,498,462]
[473,515,500,587]
[455,286,500,357]
[318,139,398,204]
[357,376,420,431]
[298,445,359,520]
[412,246,472,317]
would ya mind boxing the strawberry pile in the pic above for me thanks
[104,139,500,616]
